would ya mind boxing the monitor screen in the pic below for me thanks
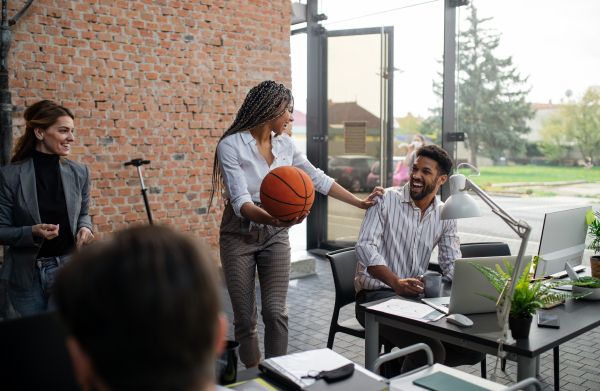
[535,206,591,278]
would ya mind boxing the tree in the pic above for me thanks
[540,87,600,164]
[418,114,442,146]
[429,2,534,166]
[539,112,570,164]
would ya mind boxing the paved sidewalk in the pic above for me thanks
[221,256,600,390]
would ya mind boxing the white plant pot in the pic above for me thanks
[572,285,600,300]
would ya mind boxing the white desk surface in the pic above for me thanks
[390,364,507,391]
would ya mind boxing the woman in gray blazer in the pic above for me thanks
[0,100,94,316]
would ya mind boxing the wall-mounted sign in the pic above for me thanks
[344,121,367,154]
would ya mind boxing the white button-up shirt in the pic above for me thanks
[217,131,335,218]
[354,185,461,292]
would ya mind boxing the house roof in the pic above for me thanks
[292,109,306,126]
[328,101,380,128]
[531,103,559,110]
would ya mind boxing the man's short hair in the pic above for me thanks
[416,145,454,177]
[54,226,221,391]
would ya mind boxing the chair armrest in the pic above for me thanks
[369,343,434,374]
[504,378,543,391]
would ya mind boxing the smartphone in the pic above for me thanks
[537,314,560,328]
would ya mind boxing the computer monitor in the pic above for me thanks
[534,205,591,279]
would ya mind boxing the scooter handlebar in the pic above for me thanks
[124,159,151,167]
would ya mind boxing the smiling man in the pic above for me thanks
[353,145,485,374]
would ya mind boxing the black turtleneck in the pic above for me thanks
[31,149,75,258]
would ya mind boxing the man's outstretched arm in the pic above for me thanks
[367,265,424,296]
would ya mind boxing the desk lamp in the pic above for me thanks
[440,163,532,352]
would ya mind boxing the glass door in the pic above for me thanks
[314,27,393,250]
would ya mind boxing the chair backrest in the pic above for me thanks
[326,247,359,309]
[460,242,511,258]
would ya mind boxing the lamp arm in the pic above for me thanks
[462,179,522,230]
[463,178,532,345]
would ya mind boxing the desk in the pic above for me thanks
[236,367,290,391]
[237,356,539,391]
[360,287,600,389]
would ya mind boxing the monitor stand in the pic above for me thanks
[548,263,585,291]
[564,262,580,282]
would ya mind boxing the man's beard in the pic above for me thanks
[410,178,437,200]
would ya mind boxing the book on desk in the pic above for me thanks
[256,349,388,391]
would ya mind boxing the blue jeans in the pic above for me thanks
[8,254,73,317]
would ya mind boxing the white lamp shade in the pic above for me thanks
[440,174,483,220]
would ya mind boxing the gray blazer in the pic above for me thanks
[0,158,92,290]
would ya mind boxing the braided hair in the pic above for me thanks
[208,80,293,211]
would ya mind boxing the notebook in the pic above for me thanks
[258,349,387,391]
[413,372,489,391]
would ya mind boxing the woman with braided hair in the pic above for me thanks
[209,80,384,368]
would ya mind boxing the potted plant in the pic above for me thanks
[572,276,600,300]
[587,210,600,278]
[470,260,592,339]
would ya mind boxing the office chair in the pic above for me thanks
[371,343,543,391]
[326,247,370,347]
[326,248,394,374]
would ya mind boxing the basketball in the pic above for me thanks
[260,166,315,221]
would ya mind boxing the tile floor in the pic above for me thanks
[221,255,600,390]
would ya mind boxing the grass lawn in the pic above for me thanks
[457,165,600,186]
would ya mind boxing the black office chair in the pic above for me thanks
[326,248,395,375]
[326,247,369,348]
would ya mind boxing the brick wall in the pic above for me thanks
[7,0,292,255]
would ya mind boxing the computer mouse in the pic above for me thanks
[446,314,473,327]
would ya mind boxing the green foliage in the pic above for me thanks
[418,113,442,147]
[588,210,600,254]
[525,142,544,158]
[539,87,600,165]
[428,3,534,166]
[532,254,541,272]
[398,114,422,136]
[470,260,591,319]
[539,112,570,164]
[564,88,600,164]
[572,276,600,289]
[456,165,600,186]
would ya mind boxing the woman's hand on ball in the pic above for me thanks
[272,212,309,227]
[359,187,385,209]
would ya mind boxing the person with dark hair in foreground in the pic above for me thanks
[54,226,228,391]
[354,145,485,373]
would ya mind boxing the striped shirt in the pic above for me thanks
[354,185,461,292]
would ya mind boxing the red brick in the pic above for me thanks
[9,0,293,260]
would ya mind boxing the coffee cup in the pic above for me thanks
[217,340,240,385]
[423,271,442,298]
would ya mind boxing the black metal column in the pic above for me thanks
[0,1,12,169]
[0,0,39,319]
[440,0,457,202]
[306,0,326,250]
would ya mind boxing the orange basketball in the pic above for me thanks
[260,166,315,222]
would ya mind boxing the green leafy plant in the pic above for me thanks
[532,253,542,273]
[470,260,592,319]
[588,210,600,254]
[572,276,600,289]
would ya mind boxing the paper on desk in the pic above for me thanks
[369,298,445,322]
[265,348,384,388]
